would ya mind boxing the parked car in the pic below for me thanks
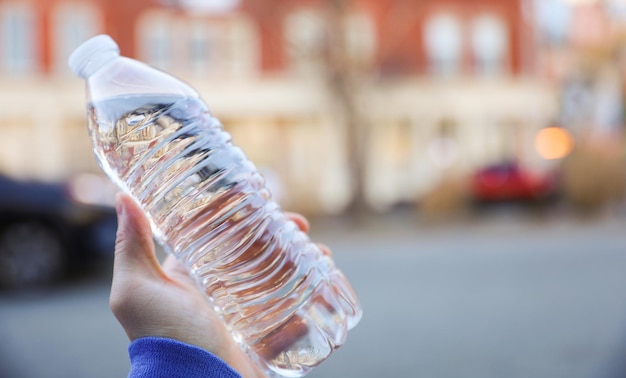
[0,174,117,289]
[468,161,559,204]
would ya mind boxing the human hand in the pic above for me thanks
[109,193,315,378]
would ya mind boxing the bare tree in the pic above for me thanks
[324,0,369,216]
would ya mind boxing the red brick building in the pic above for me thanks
[0,0,554,213]
[0,0,531,77]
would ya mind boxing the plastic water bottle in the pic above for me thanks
[68,35,362,377]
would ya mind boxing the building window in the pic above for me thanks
[424,12,463,76]
[137,11,175,71]
[0,3,37,74]
[227,16,258,77]
[149,26,173,70]
[52,3,102,74]
[284,8,326,75]
[177,0,241,14]
[138,11,257,77]
[187,21,219,75]
[471,14,508,76]
[344,10,376,64]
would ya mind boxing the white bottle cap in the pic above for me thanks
[68,34,120,79]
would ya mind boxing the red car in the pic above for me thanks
[469,162,559,203]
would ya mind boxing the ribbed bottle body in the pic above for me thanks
[88,94,362,377]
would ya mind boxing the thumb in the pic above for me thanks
[112,193,165,281]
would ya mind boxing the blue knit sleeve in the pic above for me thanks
[128,337,242,378]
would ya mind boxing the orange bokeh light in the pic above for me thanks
[535,127,575,160]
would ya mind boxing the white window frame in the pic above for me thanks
[52,2,102,75]
[0,3,37,74]
[284,8,326,75]
[344,10,376,64]
[471,13,508,76]
[424,12,463,77]
[136,10,176,71]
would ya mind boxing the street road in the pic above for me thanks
[2,212,626,378]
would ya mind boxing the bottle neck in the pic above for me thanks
[68,35,121,79]
[76,52,118,79]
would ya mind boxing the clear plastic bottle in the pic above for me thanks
[69,35,362,377]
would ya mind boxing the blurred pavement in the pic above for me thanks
[2,210,626,378]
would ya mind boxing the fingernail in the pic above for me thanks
[115,193,125,218]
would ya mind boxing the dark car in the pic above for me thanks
[468,161,559,204]
[0,174,118,289]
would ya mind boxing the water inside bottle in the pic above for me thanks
[87,95,362,377]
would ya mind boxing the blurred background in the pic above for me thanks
[2,0,626,377]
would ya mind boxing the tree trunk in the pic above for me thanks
[325,0,369,217]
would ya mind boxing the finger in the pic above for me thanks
[286,212,310,233]
[317,243,333,258]
[112,193,166,281]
